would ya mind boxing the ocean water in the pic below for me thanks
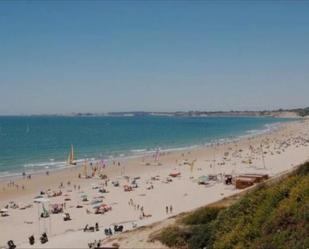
[0,115,292,177]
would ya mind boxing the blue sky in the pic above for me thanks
[0,1,308,114]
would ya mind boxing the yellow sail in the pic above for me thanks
[68,144,75,165]
[70,144,74,163]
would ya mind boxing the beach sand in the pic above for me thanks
[1,119,309,248]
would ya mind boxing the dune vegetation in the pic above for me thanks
[154,162,309,249]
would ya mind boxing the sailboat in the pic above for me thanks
[67,145,76,165]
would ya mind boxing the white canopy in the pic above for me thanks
[0,208,8,213]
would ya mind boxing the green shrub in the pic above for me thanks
[156,226,189,248]
[182,207,223,225]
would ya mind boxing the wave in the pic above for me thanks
[130,149,148,153]
[24,161,67,168]
[0,120,287,180]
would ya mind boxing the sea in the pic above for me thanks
[0,115,294,179]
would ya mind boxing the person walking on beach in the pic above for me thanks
[165,206,169,214]
[170,205,173,213]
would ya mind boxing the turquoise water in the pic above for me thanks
[0,116,291,177]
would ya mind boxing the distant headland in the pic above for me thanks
[22,107,309,118]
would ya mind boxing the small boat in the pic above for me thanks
[67,145,76,165]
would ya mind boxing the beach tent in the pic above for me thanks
[101,204,111,210]
[94,195,105,199]
[92,203,102,209]
[34,198,50,203]
[169,170,181,177]
[0,208,9,217]
[0,208,8,213]
[91,199,103,205]
[198,175,209,184]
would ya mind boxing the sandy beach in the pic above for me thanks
[1,118,309,248]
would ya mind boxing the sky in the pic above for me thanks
[0,1,308,115]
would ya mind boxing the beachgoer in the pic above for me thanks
[170,205,173,213]
[166,206,168,214]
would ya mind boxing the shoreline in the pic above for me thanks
[1,118,309,248]
[0,118,291,183]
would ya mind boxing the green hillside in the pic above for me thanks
[155,162,309,249]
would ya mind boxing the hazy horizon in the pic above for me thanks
[1,2,308,115]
